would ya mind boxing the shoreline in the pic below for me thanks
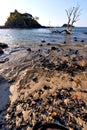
[0,42,87,130]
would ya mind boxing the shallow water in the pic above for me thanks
[0,27,87,46]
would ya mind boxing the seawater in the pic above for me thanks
[0,27,87,46]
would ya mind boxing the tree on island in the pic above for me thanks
[51,5,81,34]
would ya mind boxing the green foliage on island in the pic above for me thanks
[5,10,42,28]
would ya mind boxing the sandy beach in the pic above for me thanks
[0,42,87,130]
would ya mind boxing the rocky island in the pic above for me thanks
[0,10,43,29]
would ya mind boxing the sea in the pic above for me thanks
[0,27,87,46]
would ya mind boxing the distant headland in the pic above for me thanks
[0,10,46,29]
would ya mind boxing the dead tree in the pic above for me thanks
[51,5,80,34]
[65,5,81,34]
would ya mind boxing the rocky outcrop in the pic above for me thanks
[5,10,42,28]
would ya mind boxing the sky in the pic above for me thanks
[0,0,87,27]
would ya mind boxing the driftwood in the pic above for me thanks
[51,29,72,34]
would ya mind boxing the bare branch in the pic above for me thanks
[65,7,75,29]
[71,5,80,27]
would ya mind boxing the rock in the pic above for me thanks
[43,85,51,90]
[0,58,9,63]
[74,37,78,41]
[47,43,51,45]
[33,77,38,83]
[74,39,78,41]
[27,48,31,52]
[64,41,66,44]
[0,43,8,49]
[81,40,84,43]
[41,40,46,43]
[0,47,4,54]
[51,46,56,50]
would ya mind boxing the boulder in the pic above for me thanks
[0,43,8,49]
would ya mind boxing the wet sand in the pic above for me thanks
[0,42,87,130]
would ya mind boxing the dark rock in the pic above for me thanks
[33,77,38,83]
[38,89,43,95]
[64,41,66,44]
[39,54,42,57]
[74,37,77,39]
[8,79,15,83]
[81,40,84,43]
[0,47,4,54]
[68,48,79,55]
[51,46,60,52]
[74,39,78,42]
[51,46,56,50]
[41,40,46,43]
[47,43,51,45]
[74,37,77,42]
[27,48,31,52]
[43,85,51,90]
[0,43,8,49]
[75,50,79,55]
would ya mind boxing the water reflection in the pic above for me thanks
[0,27,87,45]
